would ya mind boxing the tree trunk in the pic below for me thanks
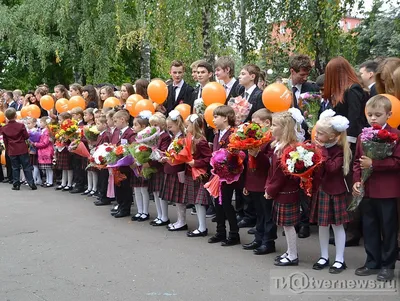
[201,0,214,65]
[140,39,151,81]
[239,0,247,64]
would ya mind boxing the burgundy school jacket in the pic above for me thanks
[185,137,212,176]
[245,142,270,193]
[95,131,111,147]
[353,125,400,199]
[313,144,348,196]
[110,128,120,145]
[265,145,300,204]
[149,131,172,172]
[117,127,136,146]
[2,120,29,156]
[164,133,186,174]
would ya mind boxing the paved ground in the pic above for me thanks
[0,184,399,301]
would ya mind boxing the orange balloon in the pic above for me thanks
[26,105,41,118]
[175,104,191,121]
[68,96,86,110]
[16,111,22,120]
[20,106,29,118]
[202,82,226,107]
[1,152,5,165]
[262,83,292,112]
[0,111,5,123]
[56,98,69,113]
[126,94,144,116]
[204,103,224,128]
[148,80,168,104]
[311,127,316,142]
[40,95,54,110]
[103,97,120,108]
[132,99,155,117]
[382,94,400,128]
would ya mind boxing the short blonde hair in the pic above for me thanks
[366,95,392,113]
[113,110,130,122]
[149,112,167,130]
[70,107,84,118]
[252,108,272,123]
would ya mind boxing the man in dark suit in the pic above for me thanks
[359,60,378,97]
[3,91,18,110]
[214,56,244,104]
[164,60,194,115]
[190,60,213,109]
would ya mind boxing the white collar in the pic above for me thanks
[173,80,184,89]
[245,84,257,96]
[382,123,387,129]
[175,131,182,138]
[100,130,106,135]
[219,127,230,137]
[224,78,236,89]
[295,83,302,91]
[120,126,129,135]
[368,82,375,89]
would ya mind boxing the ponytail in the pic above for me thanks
[338,131,352,176]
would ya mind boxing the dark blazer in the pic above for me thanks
[292,81,320,109]
[8,101,19,111]
[369,83,377,97]
[186,138,212,176]
[317,99,333,118]
[110,128,120,145]
[225,80,245,104]
[212,128,234,152]
[149,131,171,171]
[245,142,270,192]
[164,133,185,174]
[190,85,202,113]
[353,125,400,199]
[165,81,194,114]
[242,86,264,122]
[95,131,110,147]
[117,127,136,145]
[2,120,29,156]
[265,145,300,204]
[314,145,348,196]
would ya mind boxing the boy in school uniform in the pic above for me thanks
[191,61,213,111]
[1,108,36,190]
[353,95,400,281]
[214,56,244,104]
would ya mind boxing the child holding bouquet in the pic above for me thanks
[130,112,151,221]
[208,106,241,246]
[177,114,211,236]
[265,109,304,266]
[55,112,73,191]
[34,117,55,187]
[148,113,171,226]
[310,110,352,273]
[26,118,41,185]
[353,95,400,281]
[160,110,186,228]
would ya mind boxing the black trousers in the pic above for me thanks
[242,193,257,224]
[71,154,86,190]
[9,153,34,186]
[234,188,245,216]
[215,183,239,238]
[299,190,310,227]
[114,167,133,213]
[252,192,277,246]
[361,197,398,269]
[98,169,110,201]
[6,151,12,180]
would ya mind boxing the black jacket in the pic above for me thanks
[165,81,194,114]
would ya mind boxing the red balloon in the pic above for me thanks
[262,83,292,112]
[202,82,226,107]
[68,96,86,110]
[148,80,168,104]
[204,103,224,128]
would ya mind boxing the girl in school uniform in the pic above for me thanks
[265,108,305,266]
[26,118,41,185]
[55,112,73,191]
[310,110,352,274]
[160,111,186,229]
[148,113,172,226]
[34,117,55,187]
[82,107,97,196]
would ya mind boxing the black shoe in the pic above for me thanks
[242,241,261,250]
[131,213,141,221]
[150,218,160,225]
[247,227,256,235]
[114,211,130,218]
[153,219,170,227]
[62,186,72,191]
[29,183,37,190]
[11,185,20,191]
[167,224,188,231]
[329,261,347,274]
[211,216,217,223]
[377,268,395,282]
[137,213,150,222]
[81,190,90,195]
[275,257,299,266]
[221,236,240,246]
[56,185,65,190]
[298,226,310,238]
[237,220,256,228]
[94,200,111,206]
[208,234,226,244]
[345,238,360,247]
[313,257,330,270]
[70,188,85,194]
[253,245,276,255]
[187,229,208,237]
[355,266,380,276]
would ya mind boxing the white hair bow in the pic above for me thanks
[168,110,180,121]
[139,110,153,119]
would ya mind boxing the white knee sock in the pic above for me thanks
[318,226,330,263]
[283,226,298,260]
[153,191,162,219]
[174,204,186,228]
[134,187,143,214]
[195,204,207,232]
[160,199,169,222]
[92,172,98,192]
[62,170,67,186]
[67,170,73,187]
[47,170,53,185]
[141,187,150,215]
[87,171,93,191]
[33,165,40,184]
[332,224,346,267]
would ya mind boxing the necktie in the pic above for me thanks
[223,84,229,97]
[244,92,249,100]
[292,86,298,108]
[173,86,178,102]
[119,130,122,139]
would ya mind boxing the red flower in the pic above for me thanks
[377,129,389,140]
[294,160,305,171]
[139,145,148,152]
[105,147,113,152]
[389,133,398,142]
[115,145,124,156]
[311,154,319,164]
[247,129,257,138]
[98,156,104,162]
[372,124,382,130]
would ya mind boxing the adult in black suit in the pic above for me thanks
[214,56,244,104]
[3,91,18,111]
[164,61,194,115]
[359,60,379,97]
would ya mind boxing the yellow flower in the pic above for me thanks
[89,126,100,134]
[289,151,299,161]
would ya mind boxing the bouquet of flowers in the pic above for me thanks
[165,137,185,164]
[228,122,272,170]
[105,144,131,165]
[128,143,157,179]
[28,128,41,154]
[136,126,160,147]
[84,125,100,142]
[281,142,323,196]
[347,124,398,211]
[228,96,252,125]
[193,98,206,115]
[87,143,114,169]
[298,92,322,129]
[48,123,60,140]
[204,149,245,204]
[0,135,5,152]
[55,119,81,143]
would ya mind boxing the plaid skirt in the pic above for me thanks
[160,173,184,203]
[39,163,53,170]
[310,189,351,226]
[130,174,148,188]
[273,201,300,227]
[183,175,208,205]
[30,154,38,166]
[148,172,165,193]
[55,149,72,170]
